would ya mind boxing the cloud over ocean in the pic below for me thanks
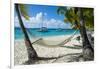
[14,12,71,29]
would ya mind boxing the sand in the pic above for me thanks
[14,34,83,65]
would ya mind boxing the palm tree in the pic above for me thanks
[15,4,64,64]
[15,4,38,61]
[57,7,94,61]
[77,8,94,61]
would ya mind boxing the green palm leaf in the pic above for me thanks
[19,4,29,20]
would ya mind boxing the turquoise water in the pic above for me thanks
[14,27,80,39]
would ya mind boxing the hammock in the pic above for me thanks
[31,30,78,47]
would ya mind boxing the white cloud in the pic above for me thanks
[35,12,43,23]
[14,12,71,29]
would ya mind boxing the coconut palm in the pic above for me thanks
[15,4,38,62]
[57,7,94,60]
[15,4,65,64]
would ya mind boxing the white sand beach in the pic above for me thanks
[14,34,83,65]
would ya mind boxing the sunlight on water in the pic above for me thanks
[14,27,80,39]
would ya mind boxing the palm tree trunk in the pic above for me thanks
[75,8,94,60]
[15,4,38,61]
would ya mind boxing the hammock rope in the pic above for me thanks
[31,29,78,47]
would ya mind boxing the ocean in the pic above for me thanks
[14,27,80,39]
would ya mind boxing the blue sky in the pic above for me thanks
[14,4,71,29]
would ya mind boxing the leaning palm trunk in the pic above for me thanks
[74,8,94,61]
[78,8,94,61]
[15,4,38,61]
[80,25,94,60]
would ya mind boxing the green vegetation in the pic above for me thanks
[57,7,94,60]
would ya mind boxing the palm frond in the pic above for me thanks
[19,4,29,20]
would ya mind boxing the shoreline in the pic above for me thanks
[15,34,80,41]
